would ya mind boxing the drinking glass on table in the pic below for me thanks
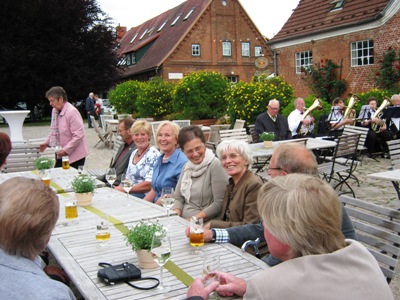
[202,254,221,300]
[62,156,70,170]
[64,196,78,225]
[160,187,175,224]
[151,231,172,292]
[105,168,117,191]
[190,217,204,254]
[121,172,133,199]
[95,216,111,247]
[38,169,51,187]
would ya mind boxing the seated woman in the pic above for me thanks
[187,174,393,300]
[0,177,75,299]
[144,121,188,204]
[114,120,160,198]
[172,126,229,221]
[206,140,263,229]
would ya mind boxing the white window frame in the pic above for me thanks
[192,44,200,56]
[222,41,232,57]
[295,50,313,74]
[351,39,374,67]
[241,42,250,57]
[255,46,262,57]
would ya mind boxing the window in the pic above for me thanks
[147,27,156,35]
[158,20,167,32]
[139,29,148,40]
[330,0,345,11]
[226,76,238,83]
[351,40,374,66]
[129,33,138,44]
[222,41,232,57]
[126,53,136,66]
[171,15,181,26]
[184,8,194,21]
[126,54,131,66]
[255,46,263,57]
[192,44,200,56]
[295,50,313,74]
[241,42,250,57]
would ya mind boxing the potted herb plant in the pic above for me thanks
[259,132,275,148]
[70,174,96,206]
[34,157,55,186]
[125,220,166,269]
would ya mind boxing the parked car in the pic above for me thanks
[102,99,117,115]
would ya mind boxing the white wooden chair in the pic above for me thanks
[90,116,110,148]
[173,120,191,128]
[1,143,41,173]
[340,195,400,284]
[150,121,163,146]
[100,115,113,130]
[233,119,246,129]
[343,125,369,162]
[387,139,400,170]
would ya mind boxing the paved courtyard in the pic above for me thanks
[1,124,399,298]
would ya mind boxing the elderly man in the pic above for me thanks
[85,92,95,128]
[187,174,393,300]
[255,99,291,141]
[384,94,400,141]
[287,97,314,138]
[197,143,356,266]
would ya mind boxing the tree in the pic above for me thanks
[0,0,120,117]
[375,48,400,92]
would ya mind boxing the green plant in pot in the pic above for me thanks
[34,157,55,170]
[125,220,166,269]
[71,174,96,206]
[259,132,275,148]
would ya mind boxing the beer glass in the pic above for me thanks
[65,196,78,225]
[38,169,51,186]
[96,216,111,247]
[190,217,204,254]
[62,156,70,170]
[202,254,220,299]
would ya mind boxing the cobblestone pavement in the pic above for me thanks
[1,124,399,298]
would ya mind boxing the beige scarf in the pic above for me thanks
[180,148,215,203]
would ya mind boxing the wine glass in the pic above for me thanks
[121,172,133,199]
[160,187,175,224]
[105,168,117,191]
[151,231,172,292]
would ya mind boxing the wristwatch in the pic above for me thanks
[210,228,216,243]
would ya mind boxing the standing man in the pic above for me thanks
[287,97,314,138]
[40,86,88,169]
[255,99,291,141]
[85,92,95,128]
[99,117,136,186]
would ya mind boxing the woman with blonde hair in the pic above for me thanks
[114,120,160,198]
[0,177,75,299]
[144,121,188,204]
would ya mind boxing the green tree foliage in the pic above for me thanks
[303,59,346,102]
[0,0,119,114]
[136,77,175,120]
[375,48,400,92]
[227,76,293,125]
[108,80,143,114]
[173,71,229,120]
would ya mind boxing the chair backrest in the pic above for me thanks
[334,133,360,159]
[248,124,258,143]
[173,120,191,128]
[150,121,163,146]
[387,139,400,169]
[343,125,369,151]
[90,116,103,134]
[1,143,41,173]
[219,128,248,143]
[208,124,230,143]
[111,135,124,163]
[233,119,246,129]
[340,195,400,284]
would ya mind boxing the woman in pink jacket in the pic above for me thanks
[40,86,89,169]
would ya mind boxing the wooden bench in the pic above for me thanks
[2,144,41,173]
[340,195,400,284]
[387,139,400,169]
[343,125,369,161]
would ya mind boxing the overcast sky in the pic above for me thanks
[97,0,300,39]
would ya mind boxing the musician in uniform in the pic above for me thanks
[288,97,315,138]
[359,97,391,158]
[385,94,400,140]
[327,97,354,137]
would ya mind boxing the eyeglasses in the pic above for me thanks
[184,144,205,156]
[118,128,129,133]
[221,153,242,161]
[267,166,285,172]
[268,106,279,110]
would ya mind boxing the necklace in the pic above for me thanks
[136,144,150,157]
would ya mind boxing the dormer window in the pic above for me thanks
[330,0,345,11]
[171,15,181,26]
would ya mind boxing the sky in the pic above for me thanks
[97,0,300,39]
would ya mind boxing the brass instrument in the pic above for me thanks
[297,98,323,136]
[371,97,392,133]
[343,94,360,125]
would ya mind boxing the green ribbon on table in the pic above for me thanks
[31,169,65,193]
[82,205,194,286]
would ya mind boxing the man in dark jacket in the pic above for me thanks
[85,92,95,128]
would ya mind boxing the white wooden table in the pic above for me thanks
[0,167,105,193]
[368,169,400,199]
[53,187,174,235]
[49,215,268,300]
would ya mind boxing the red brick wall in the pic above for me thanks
[162,0,274,82]
[274,9,400,98]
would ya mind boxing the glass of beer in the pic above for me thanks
[65,196,78,225]
[62,156,70,170]
[190,217,204,254]
[38,169,51,186]
[96,216,111,247]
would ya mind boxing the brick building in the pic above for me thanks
[268,0,400,98]
[117,0,273,83]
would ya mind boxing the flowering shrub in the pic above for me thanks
[173,71,229,120]
[375,48,400,92]
[303,59,346,102]
[108,80,143,114]
[136,77,175,120]
[227,76,293,125]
